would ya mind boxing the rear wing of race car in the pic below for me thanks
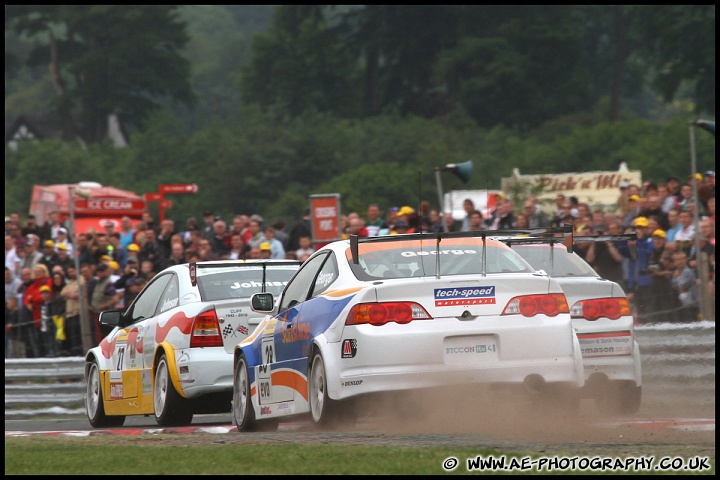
[499,232,638,266]
[188,260,302,289]
[349,225,574,278]
[573,233,638,260]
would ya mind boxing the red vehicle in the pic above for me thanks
[30,181,146,234]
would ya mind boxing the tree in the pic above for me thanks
[636,5,715,115]
[239,5,361,117]
[5,5,195,144]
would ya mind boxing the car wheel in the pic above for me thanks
[596,381,641,416]
[154,353,193,426]
[86,361,125,428]
[309,353,335,426]
[308,352,355,428]
[536,384,580,419]
[232,355,257,432]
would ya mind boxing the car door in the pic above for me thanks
[107,274,172,401]
[268,253,340,407]
[256,253,332,407]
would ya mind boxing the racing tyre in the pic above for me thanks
[86,361,125,428]
[308,353,356,429]
[309,352,337,427]
[232,355,257,432]
[154,353,193,426]
[597,381,641,416]
[537,384,580,419]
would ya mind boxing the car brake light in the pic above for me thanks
[502,293,568,317]
[570,297,631,320]
[345,302,432,326]
[190,309,223,347]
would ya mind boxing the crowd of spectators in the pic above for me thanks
[5,171,715,358]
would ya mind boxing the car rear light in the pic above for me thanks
[502,293,568,317]
[570,297,632,321]
[345,302,432,326]
[190,309,223,347]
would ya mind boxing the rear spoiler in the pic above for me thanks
[349,225,573,278]
[188,260,302,289]
[573,233,638,260]
[500,232,638,262]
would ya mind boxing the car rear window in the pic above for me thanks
[513,245,597,277]
[196,266,298,301]
[350,243,534,280]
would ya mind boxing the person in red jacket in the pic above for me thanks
[22,263,53,356]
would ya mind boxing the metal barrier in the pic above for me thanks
[5,321,715,418]
[5,357,86,417]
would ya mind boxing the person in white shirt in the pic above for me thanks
[54,227,73,257]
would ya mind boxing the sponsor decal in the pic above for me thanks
[434,286,496,306]
[260,406,271,416]
[231,280,289,290]
[445,344,497,354]
[341,339,358,358]
[222,324,237,339]
[401,249,477,257]
[342,380,363,387]
[161,297,179,312]
[179,365,189,374]
[110,383,123,399]
[578,332,632,357]
[142,370,152,395]
[281,319,311,343]
[316,272,334,288]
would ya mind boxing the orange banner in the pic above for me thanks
[310,194,342,243]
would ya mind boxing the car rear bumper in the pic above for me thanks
[323,318,585,400]
[174,347,234,398]
[581,341,642,386]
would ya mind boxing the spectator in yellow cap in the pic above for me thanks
[633,216,649,228]
[127,243,141,253]
[617,214,655,319]
[54,242,74,273]
[39,284,60,357]
[259,241,272,259]
[647,228,677,322]
[395,206,417,233]
[40,239,60,273]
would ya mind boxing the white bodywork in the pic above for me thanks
[235,234,586,424]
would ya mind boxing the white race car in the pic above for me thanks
[505,233,642,415]
[232,229,585,431]
[85,259,301,428]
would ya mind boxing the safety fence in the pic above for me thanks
[4,321,715,419]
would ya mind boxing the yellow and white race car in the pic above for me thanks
[85,259,300,427]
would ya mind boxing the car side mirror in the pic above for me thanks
[251,292,275,313]
[99,310,122,327]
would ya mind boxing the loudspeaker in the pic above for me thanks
[448,160,473,183]
[694,120,715,136]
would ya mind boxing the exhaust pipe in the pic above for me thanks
[523,374,546,393]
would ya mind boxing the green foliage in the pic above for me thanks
[4,6,716,225]
[6,5,195,143]
[6,109,715,222]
